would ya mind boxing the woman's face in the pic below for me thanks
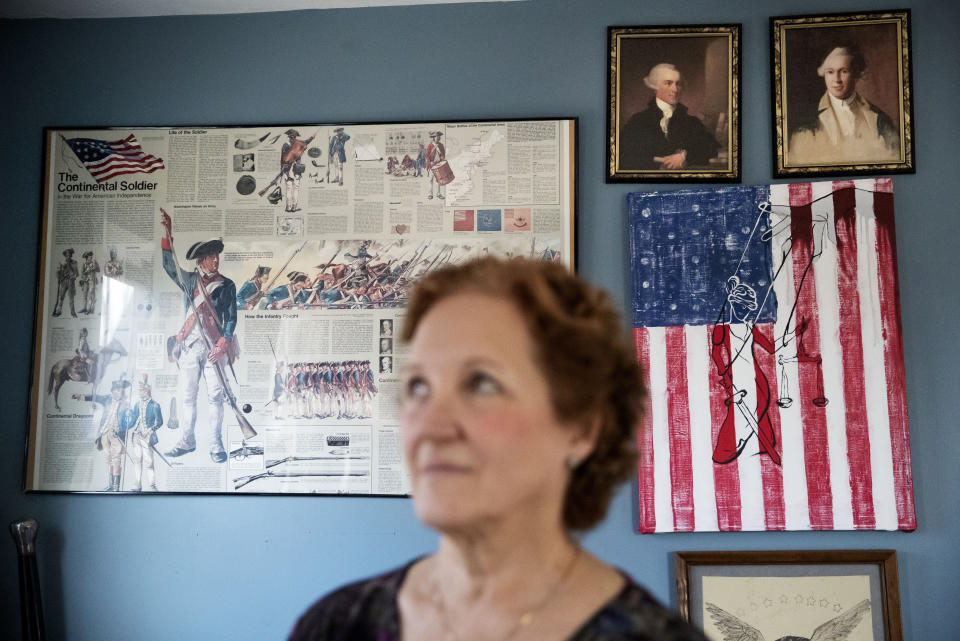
[401,293,593,533]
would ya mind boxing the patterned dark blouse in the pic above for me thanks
[289,560,710,641]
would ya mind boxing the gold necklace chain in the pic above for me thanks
[430,544,582,641]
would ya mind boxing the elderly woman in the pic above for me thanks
[289,257,708,641]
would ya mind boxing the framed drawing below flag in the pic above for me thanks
[628,180,915,532]
[675,550,904,641]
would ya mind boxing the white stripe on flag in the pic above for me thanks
[769,183,810,530]
[729,323,766,530]
[684,324,718,531]
[855,186,898,529]
[811,181,855,530]
[646,326,674,532]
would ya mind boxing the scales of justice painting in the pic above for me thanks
[628,179,916,533]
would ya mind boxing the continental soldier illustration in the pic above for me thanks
[104,247,124,278]
[53,248,79,318]
[73,376,131,492]
[160,207,255,464]
[327,127,350,186]
[123,374,165,492]
[78,250,100,314]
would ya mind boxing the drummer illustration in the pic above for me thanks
[426,130,453,200]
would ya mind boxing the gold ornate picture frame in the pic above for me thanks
[771,9,915,178]
[607,24,741,183]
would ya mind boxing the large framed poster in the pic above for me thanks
[26,119,577,495]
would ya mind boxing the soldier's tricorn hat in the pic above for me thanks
[287,270,308,283]
[285,128,300,137]
[334,127,345,134]
[82,250,94,258]
[429,131,443,138]
[186,238,225,260]
[110,378,131,392]
[255,265,271,277]
[63,248,74,257]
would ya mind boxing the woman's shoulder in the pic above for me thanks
[287,560,414,641]
[576,574,710,641]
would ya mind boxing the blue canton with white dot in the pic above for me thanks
[628,186,777,327]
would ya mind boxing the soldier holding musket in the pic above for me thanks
[308,363,321,417]
[236,266,271,310]
[160,209,248,463]
[53,248,79,318]
[297,363,311,417]
[319,362,333,417]
[287,364,301,420]
[264,271,313,308]
[272,361,286,420]
[281,129,315,213]
[333,362,348,418]
[78,250,100,315]
[105,247,123,278]
[426,130,447,200]
[357,360,374,418]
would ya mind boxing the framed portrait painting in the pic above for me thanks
[607,24,741,183]
[771,10,915,178]
[676,550,904,641]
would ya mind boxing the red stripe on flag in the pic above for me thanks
[94,165,163,182]
[706,324,742,531]
[88,158,163,175]
[88,153,163,169]
[664,327,695,532]
[88,147,152,164]
[872,191,917,530]
[789,183,834,529]
[874,177,894,193]
[753,323,786,530]
[833,184,876,529]
[634,328,657,533]
[789,182,812,207]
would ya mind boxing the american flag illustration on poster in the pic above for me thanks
[64,134,165,183]
[628,179,916,533]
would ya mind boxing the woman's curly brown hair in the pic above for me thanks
[401,256,646,531]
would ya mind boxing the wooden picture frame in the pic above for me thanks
[771,9,915,178]
[676,550,903,641]
[607,24,741,183]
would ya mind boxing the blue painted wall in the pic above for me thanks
[1,1,957,638]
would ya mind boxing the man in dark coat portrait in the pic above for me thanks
[619,63,719,171]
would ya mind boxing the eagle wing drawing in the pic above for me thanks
[809,599,871,641]
[705,602,766,641]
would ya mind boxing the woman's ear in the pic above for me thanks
[567,413,602,466]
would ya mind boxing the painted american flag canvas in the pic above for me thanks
[628,179,916,533]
